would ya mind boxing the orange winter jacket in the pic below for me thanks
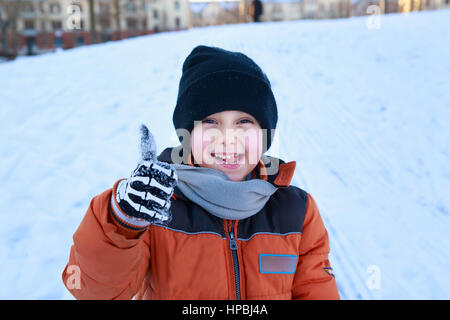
[62,147,340,300]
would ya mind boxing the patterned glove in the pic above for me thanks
[112,125,178,227]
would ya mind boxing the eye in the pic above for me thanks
[202,119,217,124]
[239,118,254,124]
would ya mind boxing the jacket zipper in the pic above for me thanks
[227,220,241,300]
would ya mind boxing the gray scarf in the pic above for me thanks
[172,163,278,220]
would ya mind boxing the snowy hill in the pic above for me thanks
[0,9,449,299]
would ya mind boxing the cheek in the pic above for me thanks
[202,130,217,154]
[191,128,215,161]
[242,130,263,164]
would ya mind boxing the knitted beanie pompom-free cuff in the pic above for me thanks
[172,45,278,151]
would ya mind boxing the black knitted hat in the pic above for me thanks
[172,45,278,151]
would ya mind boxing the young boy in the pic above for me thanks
[62,45,340,300]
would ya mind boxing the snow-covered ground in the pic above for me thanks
[0,9,449,300]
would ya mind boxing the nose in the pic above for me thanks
[223,128,238,146]
[212,128,240,152]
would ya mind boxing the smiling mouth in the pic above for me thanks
[211,152,244,165]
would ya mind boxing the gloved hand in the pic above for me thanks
[114,124,178,226]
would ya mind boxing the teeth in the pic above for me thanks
[215,154,233,160]
[213,153,240,164]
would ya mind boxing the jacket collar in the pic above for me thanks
[157,146,296,188]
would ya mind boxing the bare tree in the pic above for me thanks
[113,0,121,39]
[0,0,9,51]
[88,0,97,43]
[0,0,23,54]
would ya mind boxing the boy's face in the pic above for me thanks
[190,110,263,182]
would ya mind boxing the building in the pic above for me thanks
[190,0,303,25]
[189,0,239,27]
[190,0,350,27]
[259,0,303,21]
[351,0,450,16]
[302,0,349,19]
[0,0,190,56]
[148,0,190,31]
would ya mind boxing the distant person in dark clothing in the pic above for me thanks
[249,0,264,22]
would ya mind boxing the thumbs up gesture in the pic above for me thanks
[114,125,178,226]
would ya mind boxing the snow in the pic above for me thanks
[0,9,449,299]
